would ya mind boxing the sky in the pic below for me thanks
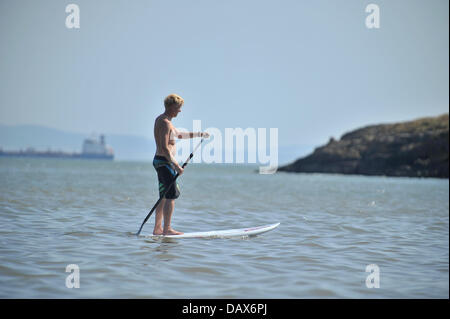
[0,0,448,148]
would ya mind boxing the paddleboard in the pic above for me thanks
[150,222,280,239]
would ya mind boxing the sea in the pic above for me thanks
[0,157,448,298]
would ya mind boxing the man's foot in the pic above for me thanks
[163,228,184,236]
[153,227,164,236]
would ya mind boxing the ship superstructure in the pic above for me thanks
[0,134,114,160]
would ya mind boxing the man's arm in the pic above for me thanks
[173,128,209,139]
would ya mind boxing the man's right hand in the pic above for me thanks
[175,165,184,175]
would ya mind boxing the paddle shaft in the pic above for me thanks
[136,139,204,236]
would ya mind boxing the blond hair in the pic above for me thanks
[164,94,184,109]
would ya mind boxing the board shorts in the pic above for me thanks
[153,155,180,199]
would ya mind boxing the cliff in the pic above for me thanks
[278,114,449,178]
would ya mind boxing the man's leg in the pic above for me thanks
[163,199,183,235]
[153,198,165,235]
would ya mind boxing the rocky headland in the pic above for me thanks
[278,114,449,178]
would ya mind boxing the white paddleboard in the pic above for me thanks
[150,222,280,239]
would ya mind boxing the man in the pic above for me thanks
[153,93,209,235]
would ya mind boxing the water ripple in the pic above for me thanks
[0,159,448,298]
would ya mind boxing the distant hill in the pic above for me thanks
[0,123,315,164]
[278,114,449,178]
[0,124,155,161]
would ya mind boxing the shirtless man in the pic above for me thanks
[153,94,209,235]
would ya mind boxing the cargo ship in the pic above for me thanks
[0,135,114,160]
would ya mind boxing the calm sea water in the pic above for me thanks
[0,157,448,298]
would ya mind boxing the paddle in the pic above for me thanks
[136,138,204,236]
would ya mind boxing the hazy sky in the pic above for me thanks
[0,0,448,147]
